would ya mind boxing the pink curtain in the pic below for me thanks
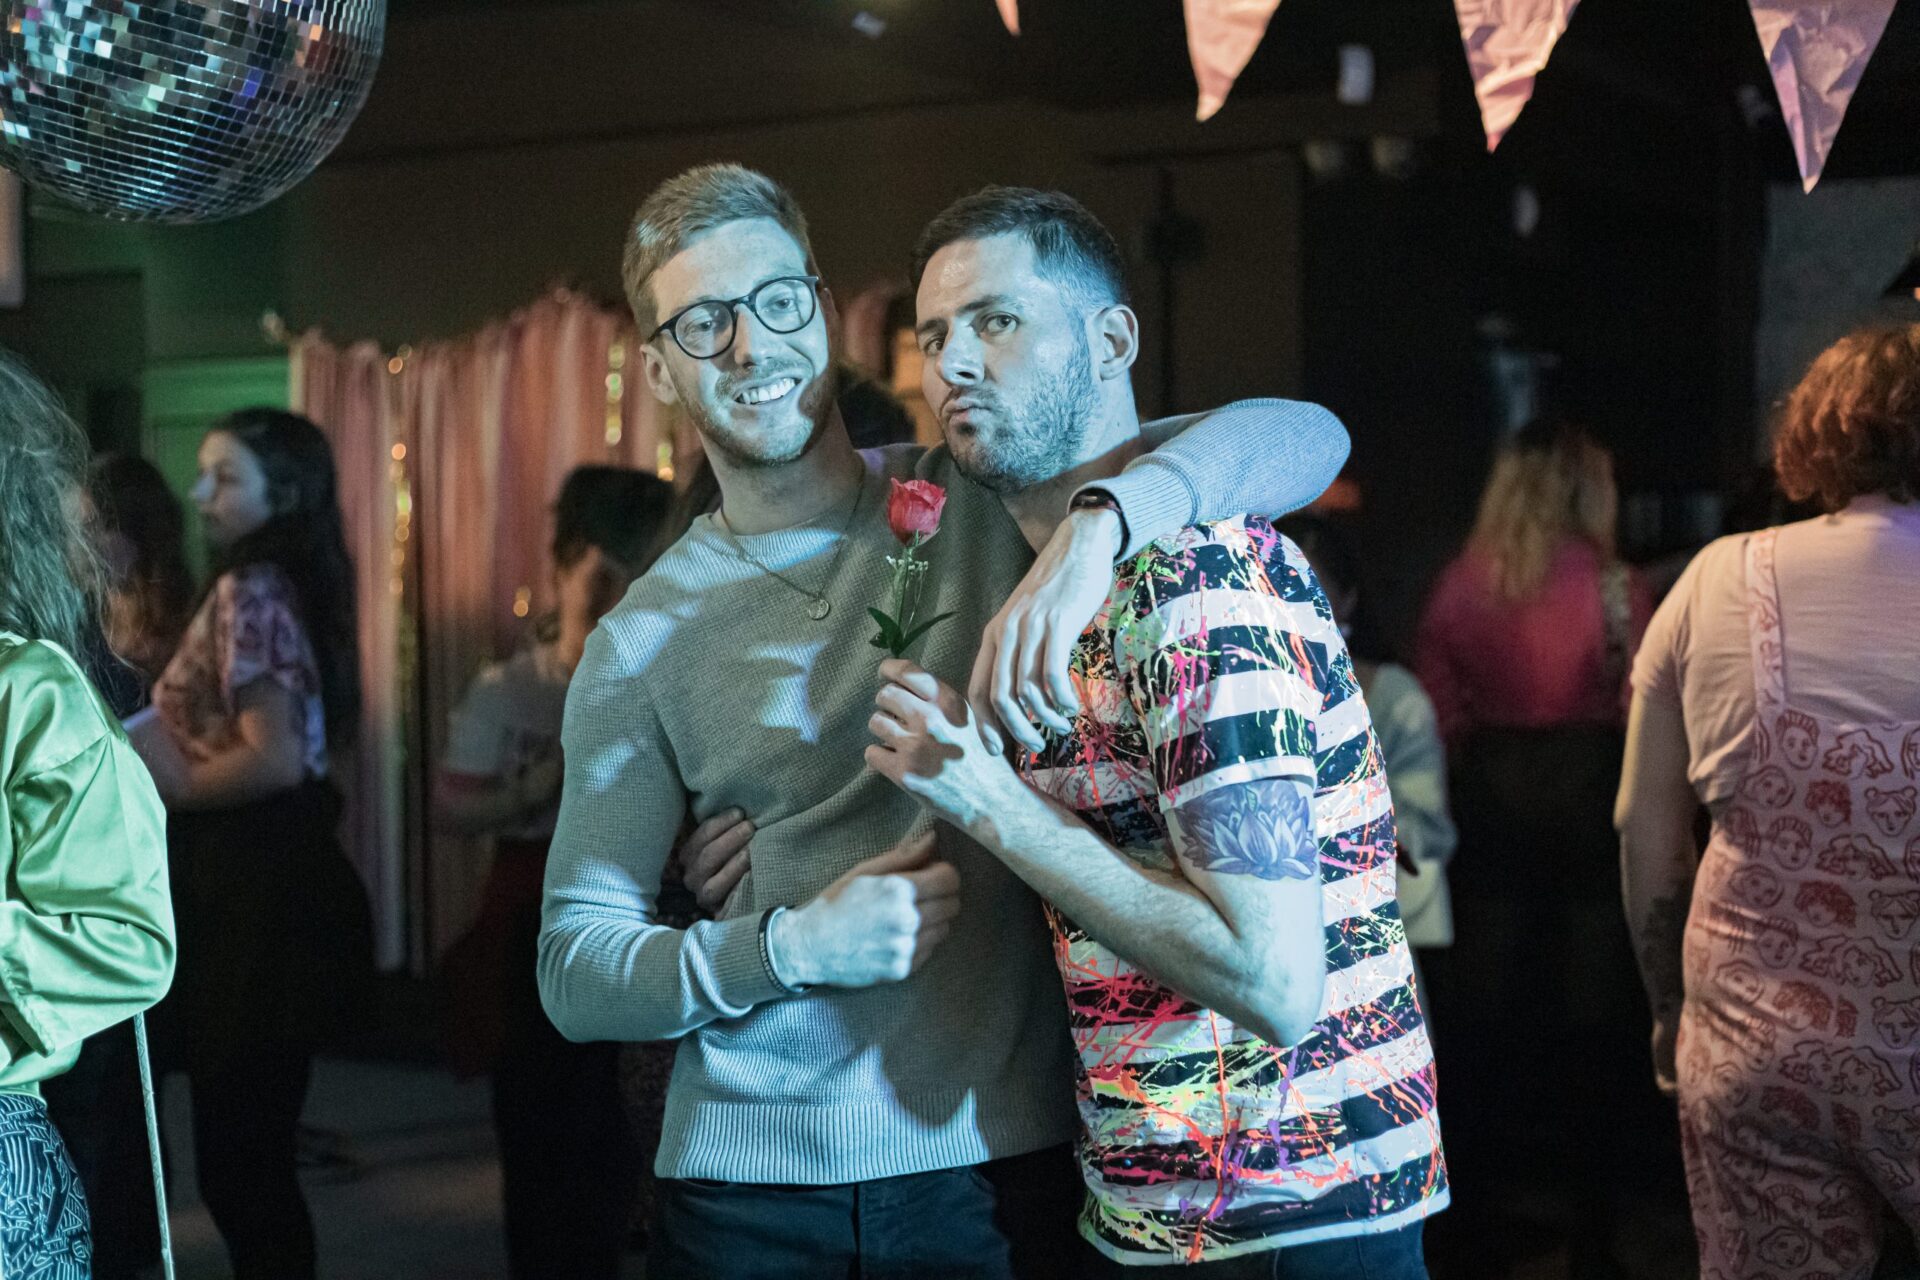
[293,288,672,968]
[290,336,406,970]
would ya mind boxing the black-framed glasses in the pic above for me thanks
[650,275,822,360]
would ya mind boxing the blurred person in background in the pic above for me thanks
[39,451,193,1280]
[131,409,373,1280]
[1414,418,1670,1275]
[436,464,671,1279]
[1281,514,1456,973]
[88,453,194,697]
[1621,324,1920,1280]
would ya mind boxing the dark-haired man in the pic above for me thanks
[539,163,1351,1277]
[868,187,1447,1277]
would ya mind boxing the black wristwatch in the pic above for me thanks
[1069,488,1129,555]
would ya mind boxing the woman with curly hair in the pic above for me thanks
[131,408,372,1280]
[1621,324,1920,1278]
[0,352,176,1278]
[35,452,195,1280]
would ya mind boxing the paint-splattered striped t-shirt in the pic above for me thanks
[1025,517,1449,1265]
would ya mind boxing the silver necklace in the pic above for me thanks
[716,472,864,621]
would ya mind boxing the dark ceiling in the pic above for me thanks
[364,0,1920,187]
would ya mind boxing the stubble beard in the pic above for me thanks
[682,364,837,469]
[949,338,1100,494]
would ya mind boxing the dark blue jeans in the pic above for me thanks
[649,1142,1084,1280]
[1084,1223,1429,1279]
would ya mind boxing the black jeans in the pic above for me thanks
[649,1142,1084,1280]
[1085,1223,1428,1279]
[1439,727,1682,1232]
[483,866,639,1280]
[161,783,373,1280]
[40,1021,161,1280]
[492,1021,637,1279]
[189,1043,317,1280]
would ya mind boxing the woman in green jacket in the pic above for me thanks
[0,352,177,1278]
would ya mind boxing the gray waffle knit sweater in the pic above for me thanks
[538,400,1348,1184]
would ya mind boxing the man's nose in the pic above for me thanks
[938,333,981,386]
[730,303,777,368]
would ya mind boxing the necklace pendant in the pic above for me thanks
[808,597,832,621]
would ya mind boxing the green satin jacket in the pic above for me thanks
[0,631,175,1094]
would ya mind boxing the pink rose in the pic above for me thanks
[886,479,946,545]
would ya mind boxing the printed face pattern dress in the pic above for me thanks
[1678,528,1920,1280]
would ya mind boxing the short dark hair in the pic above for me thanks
[837,365,917,450]
[1774,323,1920,511]
[553,466,674,569]
[909,186,1130,311]
[89,452,193,664]
[1275,514,1360,600]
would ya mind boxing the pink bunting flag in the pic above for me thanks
[1453,0,1581,151]
[996,0,1019,37]
[1750,0,1894,192]
[1184,0,1284,121]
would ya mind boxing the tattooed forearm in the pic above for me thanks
[1635,891,1691,1012]
[1173,778,1317,880]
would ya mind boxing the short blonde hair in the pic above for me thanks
[621,164,816,335]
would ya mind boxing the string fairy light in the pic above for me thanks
[605,339,626,450]
[387,346,413,601]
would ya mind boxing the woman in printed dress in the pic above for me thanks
[1622,324,1920,1280]
[129,409,372,1280]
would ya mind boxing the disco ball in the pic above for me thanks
[0,0,385,224]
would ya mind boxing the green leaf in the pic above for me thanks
[896,610,957,653]
[868,608,903,651]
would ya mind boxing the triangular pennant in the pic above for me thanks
[1453,0,1581,151]
[996,0,1020,37]
[1184,0,1284,122]
[1750,0,1895,192]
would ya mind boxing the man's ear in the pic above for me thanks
[1093,304,1140,380]
[639,341,680,407]
[819,281,842,341]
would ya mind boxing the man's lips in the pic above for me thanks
[942,397,993,428]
